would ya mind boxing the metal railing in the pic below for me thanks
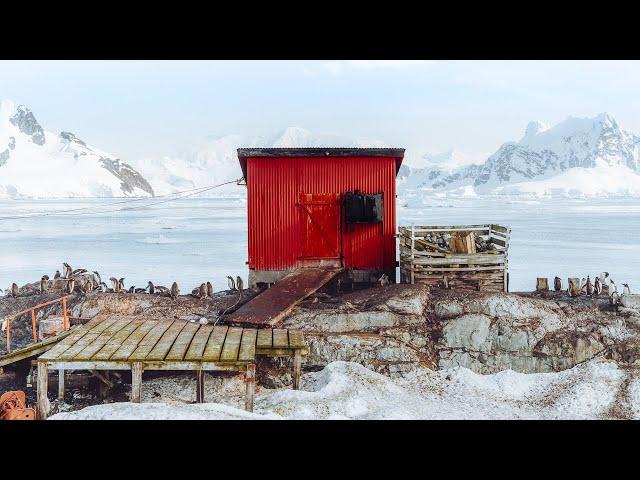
[4,295,70,353]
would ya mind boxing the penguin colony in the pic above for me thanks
[3,262,246,301]
[550,272,632,308]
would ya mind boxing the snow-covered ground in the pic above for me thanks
[1,196,639,293]
[49,360,640,420]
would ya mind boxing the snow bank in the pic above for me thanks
[50,360,640,420]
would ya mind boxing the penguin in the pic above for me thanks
[206,281,213,298]
[147,281,155,295]
[66,278,75,294]
[199,283,207,298]
[599,272,610,295]
[236,276,244,292]
[378,273,389,287]
[134,287,147,293]
[40,275,49,294]
[609,279,617,294]
[622,283,631,295]
[170,282,179,300]
[92,271,102,285]
[119,278,126,290]
[610,290,621,310]
[63,262,72,278]
[155,286,170,295]
[191,286,202,298]
[72,268,87,275]
[580,277,587,293]
[554,276,562,292]
[109,277,121,293]
[11,282,19,298]
[594,277,602,296]
[98,282,108,293]
[128,286,135,294]
[227,276,236,291]
[54,270,61,279]
[586,275,593,296]
[84,277,94,293]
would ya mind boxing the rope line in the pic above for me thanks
[0,179,242,221]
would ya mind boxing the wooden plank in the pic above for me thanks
[293,350,302,390]
[219,327,243,362]
[288,329,305,349]
[110,320,159,361]
[273,329,289,348]
[73,318,135,360]
[202,326,229,361]
[1,329,73,367]
[58,369,65,400]
[245,364,255,412]
[226,267,342,326]
[45,359,248,372]
[37,362,48,419]
[92,318,146,360]
[184,325,213,361]
[38,316,105,361]
[238,328,257,362]
[165,322,200,361]
[131,362,142,403]
[256,328,273,349]
[140,320,186,361]
[410,256,505,266]
[415,266,505,272]
[55,317,120,360]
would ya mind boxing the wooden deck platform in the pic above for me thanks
[227,267,343,326]
[35,315,308,419]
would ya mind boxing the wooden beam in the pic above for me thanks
[293,349,302,390]
[37,362,48,420]
[58,369,65,401]
[196,369,204,403]
[245,363,255,412]
[131,362,142,403]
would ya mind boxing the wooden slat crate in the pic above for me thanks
[399,224,510,292]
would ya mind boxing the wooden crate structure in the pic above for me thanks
[399,224,510,292]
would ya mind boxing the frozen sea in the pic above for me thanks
[0,196,639,293]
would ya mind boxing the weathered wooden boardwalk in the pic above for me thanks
[227,267,342,326]
[36,315,308,419]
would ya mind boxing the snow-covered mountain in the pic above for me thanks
[3,100,639,200]
[400,113,640,198]
[134,127,387,196]
[0,100,154,198]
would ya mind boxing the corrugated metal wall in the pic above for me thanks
[247,156,397,272]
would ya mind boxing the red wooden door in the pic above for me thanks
[298,193,341,267]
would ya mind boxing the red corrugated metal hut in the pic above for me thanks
[237,147,405,288]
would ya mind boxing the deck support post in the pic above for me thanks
[293,349,302,390]
[245,364,255,412]
[131,362,143,403]
[196,369,204,403]
[58,369,65,401]
[37,362,49,420]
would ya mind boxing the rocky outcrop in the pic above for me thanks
[280,286,640,378]
[98,157,155,196]
[3,283,640,382]
[10,105,46,145]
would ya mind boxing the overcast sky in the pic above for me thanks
[2,60,640,163]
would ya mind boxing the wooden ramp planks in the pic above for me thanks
[38,316,308,365]
[226,267,342,326]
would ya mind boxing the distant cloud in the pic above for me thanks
[323,60,435,75]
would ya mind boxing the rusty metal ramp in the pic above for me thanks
[226,267,343,327]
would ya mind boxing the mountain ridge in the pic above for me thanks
[0,100,154,199]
